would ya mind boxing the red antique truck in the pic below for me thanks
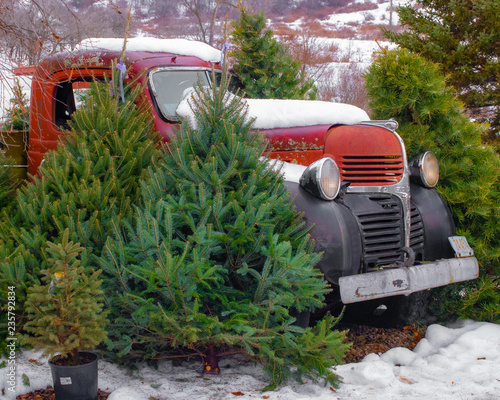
[5,37,479,325]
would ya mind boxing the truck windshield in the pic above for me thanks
[149,68,243,121]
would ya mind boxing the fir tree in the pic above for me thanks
[383,0,500,144]
[230,6,316,100]
[100,72,348,389]
[22,230,107,364]
[0,70,161,336]
[364,48,500,321]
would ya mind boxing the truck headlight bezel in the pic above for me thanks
[410,151,439,188]
[299,157,341,200]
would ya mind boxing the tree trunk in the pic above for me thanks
[202,343,220,374]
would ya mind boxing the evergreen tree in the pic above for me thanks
[364,48,500,321]
[100,73,348,389]
[0,72,161,336]
[230,6,317,100]
[22,230,107,364]
[0,152,19,210]
[383,0,500,144]
[2,78,30,131]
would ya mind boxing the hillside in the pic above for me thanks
[0,0,411,120]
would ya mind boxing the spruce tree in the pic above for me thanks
[230,6,316,100]
[364,48,500,321]
[100,73,348,389]
[22,230,107,364]
[0,71,161,335]
[383,0,500,144]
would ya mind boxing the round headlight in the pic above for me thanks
[299,158,341,200]
[410,151,439,188]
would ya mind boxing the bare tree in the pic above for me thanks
[279,22,338,84]
[181,0,236,44]
[0,0,79,64]
[0,0,131,64]
[317,62,369,110]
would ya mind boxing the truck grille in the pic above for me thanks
[354,194,404,272]
[410,201,425,261]
[338,155,404,185]
[324,124,405,187]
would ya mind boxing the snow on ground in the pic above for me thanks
[322,0,410,27]
[2,320,499,399]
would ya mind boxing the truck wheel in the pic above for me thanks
[343,291,431,327]
[387,291,431,326]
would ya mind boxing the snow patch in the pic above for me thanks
[107,387,149,400]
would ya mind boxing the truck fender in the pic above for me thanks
[410,183,456,261]
[283,180,363,285]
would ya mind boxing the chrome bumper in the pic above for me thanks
[339,257,479,304]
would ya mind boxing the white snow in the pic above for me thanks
[176,94,370,130]
[321,0,410,27]
[2,320,499,399]
[246,98,370,129]
[75,38,222,63]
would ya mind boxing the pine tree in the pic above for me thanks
[364,48,500,321]
[383,0,500,144]
[0,71,161,337]
[22,230,107,364]
[100,72,348,389]
[230,6,317,100]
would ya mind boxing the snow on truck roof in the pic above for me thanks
[76,37,222,63]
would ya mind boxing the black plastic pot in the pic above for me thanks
[49,352,98,400]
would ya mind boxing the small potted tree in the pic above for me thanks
[22,230,108,400]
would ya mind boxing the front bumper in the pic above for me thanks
[339,256,479,304]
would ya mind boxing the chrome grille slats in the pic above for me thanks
[339,155,404,184]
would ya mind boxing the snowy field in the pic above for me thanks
[2,319,499,400]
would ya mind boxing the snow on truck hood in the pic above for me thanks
[75,37,222,63]
[176,95,370,130]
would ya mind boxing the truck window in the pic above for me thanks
[54,80,93,130]
[54,81,77,130]
[149,69,244,122]
[150,69,211,121]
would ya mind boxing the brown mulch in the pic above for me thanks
[340,323,426,364]
[15,324,426,399]
[16,386,111,400]
[15,388,111,400]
